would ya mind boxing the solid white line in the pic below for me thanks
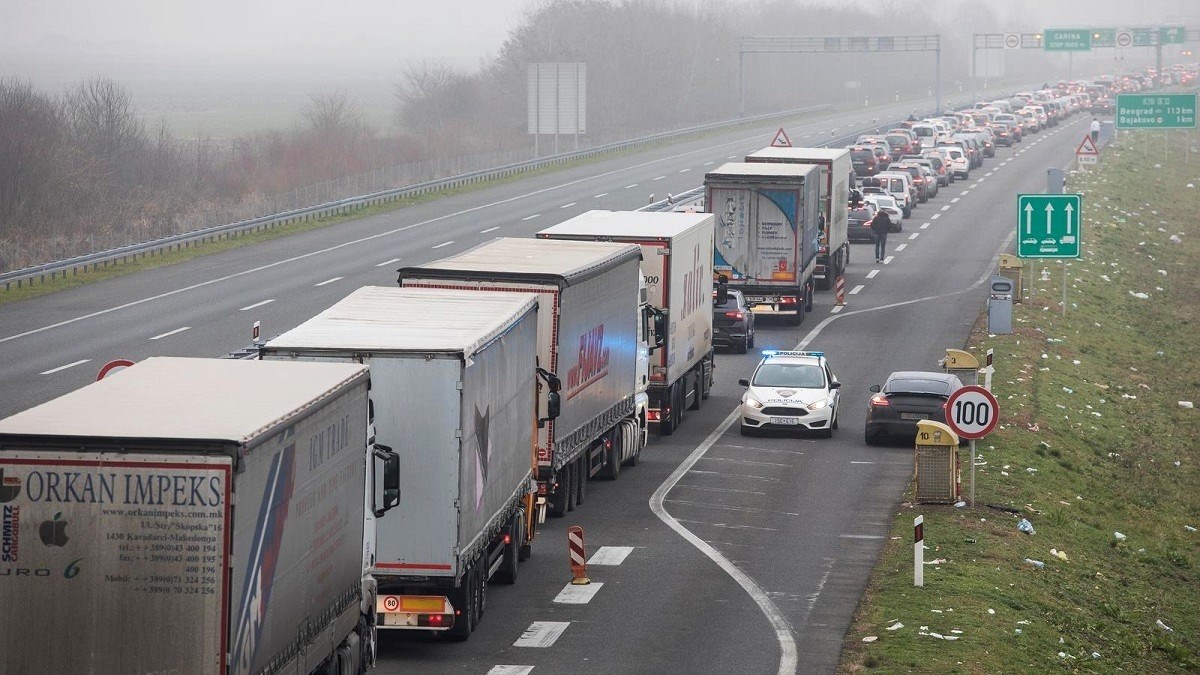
[149,326,190,340]
[554,582,604,604]
[588,546,635,565]
[883,255,894,264]
[431,241,454,249]
[593,193,608,198]
[40,359,90,375]
[894,243,907,251]
[930,213,941,220]
[374,258,401,267]
[830,305,844,313]
[514,622,570,648]
[950,197,960,203]
[920,223,930,229]
[909,233,919,240]
[940,205,951,211]
[314,276,343,286]
[849,284,865,295]
[487,667,534,675]
[840,534,885,539]
[480,226,500,234]
[850,461,877,464]
[521,214,540,220]
[239,299,275,311]
[866,269,880,279]
[560,202,577,209]
[727,155,737,159]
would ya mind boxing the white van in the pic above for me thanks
[875,170,914,217]
[910,123,939,151]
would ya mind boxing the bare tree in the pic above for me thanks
[62,77,147,166]
[393,59,461,132]
[0,78,64,228]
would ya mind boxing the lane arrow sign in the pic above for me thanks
[1024,203,1033,234]
[1044,202,1055,235]
[1064,202,1074,235]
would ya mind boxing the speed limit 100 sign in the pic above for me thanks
[944,385,999,440]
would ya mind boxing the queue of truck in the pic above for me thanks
[0,143,851,672]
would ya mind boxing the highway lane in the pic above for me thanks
[0,87,1026,419]
[367,118,1089,673]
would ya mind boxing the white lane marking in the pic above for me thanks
[588,546,635,565]
[866,269,880,279]
[239,299,275,311]
[150,326,190,340]
[514,621,570,648]
[678,168,691,173]
[652,175,666,181]
[480,226,500,234]
[624,184,638,189]
[704,161,715,166]
[940,205,951,211]
[727,155,737,159]
[883,255,894,264]
[560,202,577,209]
[894,243,907,251]
[801,134,811,139]
[908,233,919,240]
[977,177,986,183]
[850,461,877,464]
[521,214,541,220]
[430,241,454,249]
[802,559,835,623]
[920,223,930,229]
[374,258,402,267]
[686,469,781,482]
[593,193,608,198]
[554,582,604,604]
[830,305,844,314]
[930,213,941,220]
[961,189,971,195]
[487,667,534,675]
[314,276,343,286]
[701,456,789,468]
[950,197,960,203]
[841,534,886,539]
[986,171,994,177]
[40,359,90,375]
[849,284,865,295]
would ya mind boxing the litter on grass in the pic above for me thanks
[1114,532,1127,541]
[885,622,904,631]
[1017,518,1035,535]
[1024,558,1046,569]
[1156,619,1173,632]
[862,636,878,643]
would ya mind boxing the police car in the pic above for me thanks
[737,350,841,437]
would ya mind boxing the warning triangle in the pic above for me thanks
[770,127,792,148]
[1076,134,1099,156]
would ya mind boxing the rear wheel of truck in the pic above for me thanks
[565,462,578,512]
[356,615,377,674]
[659,384,678,436]
[447,565,478,641]
[598,432,621,480]
[548,467,572,517]
[621,420,642,467]
[805,281,815,312]
[689,368,703,411]
[496,513,522,584]
[574,459,587,507]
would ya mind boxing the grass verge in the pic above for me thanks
[839,130,1200,673]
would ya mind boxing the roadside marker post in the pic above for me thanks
[253,320,263,345]
[914,515,924,587]
[568,526,590,585]
[835,275,847,306]
[983,348,995,392]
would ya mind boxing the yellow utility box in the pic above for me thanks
[998,253,1023,302]
[941,348,980,384]
[914,420,959,503]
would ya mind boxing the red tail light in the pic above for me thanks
[869,394,890,407]
[779,296,797,305]
[725,310,744,320]
[503,533,512,545]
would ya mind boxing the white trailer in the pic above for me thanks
[744,147,852,290]
[398,238,646,518]
[538,210,716,436]
[0,357,398,674]
[704,162,822,324]
[260,286,544,640]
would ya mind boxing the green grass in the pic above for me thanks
[839,130,1200,674]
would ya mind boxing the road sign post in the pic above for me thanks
[1017,194,1082,258]
[945,385,1000,507]
[1115,94,1198,130]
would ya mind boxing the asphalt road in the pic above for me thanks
[0,91,1090,674]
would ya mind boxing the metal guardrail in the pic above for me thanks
[0,104,838,291]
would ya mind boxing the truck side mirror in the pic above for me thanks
[651,310,667,349]
[373,444,401,517]
[539,392,561,428]
[738,378,750,387]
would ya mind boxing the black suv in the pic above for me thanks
[713,289,756,354]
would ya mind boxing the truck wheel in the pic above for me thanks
[598,432,621,480]
[621,420,642,467]
[689,370,703,411]
[574,459,587,507]
[446,565,477,641]
[476,559,487,620]
[565,462,578,512]
[496,514,521,584]
[356,616,376,674]
[659,385,677,436]
[548,467,572,517]
[805,281,814,312]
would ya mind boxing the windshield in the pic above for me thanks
[885,135,907,147]
[914,128,933,137]
[753,363,826,388]
[886,178,905,192]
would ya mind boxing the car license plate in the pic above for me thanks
[900,413,929,420]
[770,417,801,426]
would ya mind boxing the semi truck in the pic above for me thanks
[398,238,649,518]
[704,162,821,324]
[744,147,851,291]
[537,210,716,436]
[260,286,548,641]
[0,356,400,675]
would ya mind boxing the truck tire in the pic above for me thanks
[548,467,572,517]
[621,420,642,467]
[446,565,478,641]
[356,616,376,675]
[496,514,521,584]
[659,384,677,436]
[805,281,815,312]
[574,459,587,507]
[565,462,578,512]
[598,432,621,480]
[689,369,703,411]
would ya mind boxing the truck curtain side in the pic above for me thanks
[744,147,851,290]
[260,287,542,641]
[536,210,716,436]
[397,238,643,519]
[0,357,381,675]
[704,162,821,325]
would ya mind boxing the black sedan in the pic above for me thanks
[847,206,877,243]
[713,289,755,354]
[864,371,963,445]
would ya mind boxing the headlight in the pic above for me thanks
[744,396,764,410]
[806,399,829,411]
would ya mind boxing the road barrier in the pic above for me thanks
[835,275,847,306]
[568,526,590,585]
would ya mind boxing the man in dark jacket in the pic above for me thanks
[870,209,891,262]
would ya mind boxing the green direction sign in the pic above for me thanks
[1131,28,1155,46]
[1159,26,1186,44]
[1116,94,1198,129]
[1043,29,1091,51]
[1091,29,1116,48]
[1017,194,1082,258]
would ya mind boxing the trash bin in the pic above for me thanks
[988,275,1014,334]
[914,420,959,503]
[998,254,1023,303]
[1100,120,1115,147]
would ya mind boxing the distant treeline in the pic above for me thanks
[2,0,1063,272]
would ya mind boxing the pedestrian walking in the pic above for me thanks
[1090,117,1100,145]
[870,209,891,263]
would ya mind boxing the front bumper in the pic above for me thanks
[741,403,833,431]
